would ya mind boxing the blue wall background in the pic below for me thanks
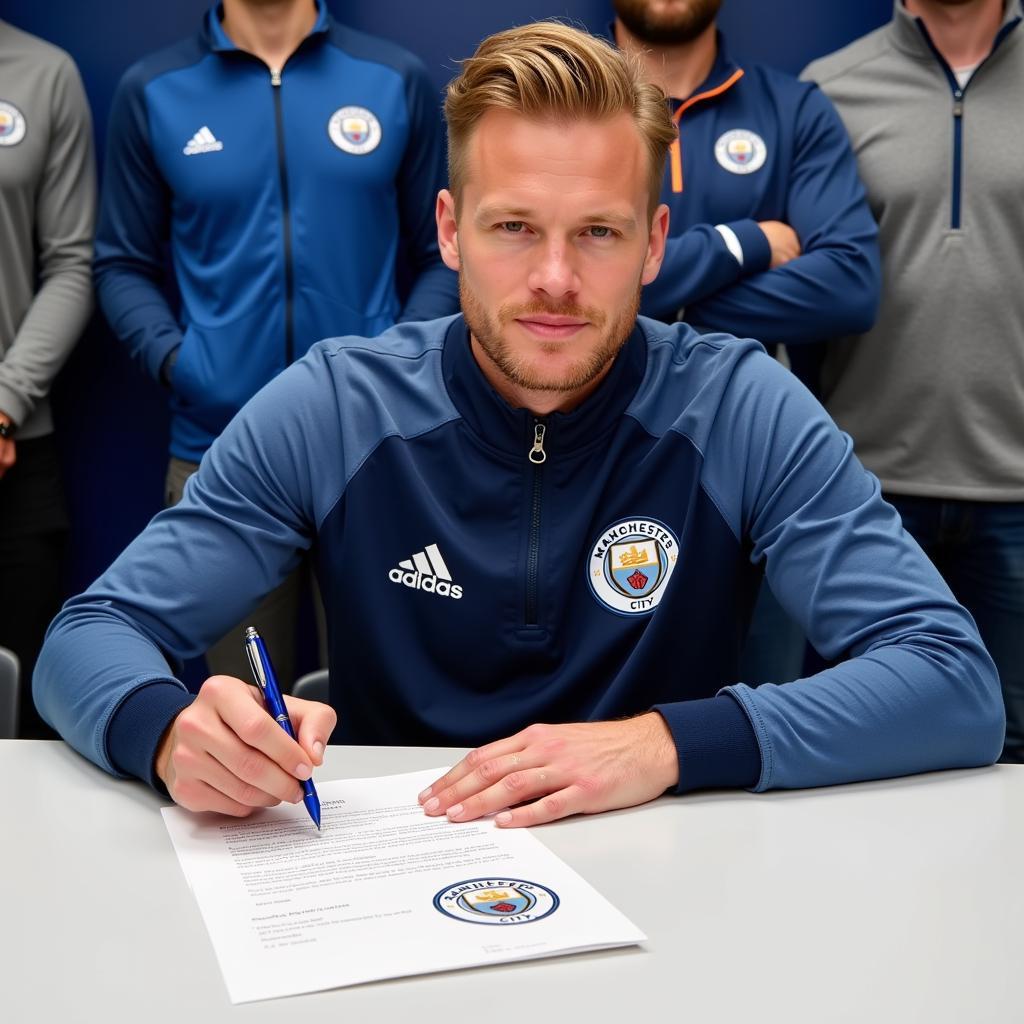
[2,0,892,679]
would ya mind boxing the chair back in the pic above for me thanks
[0,646,20,739]
[291,668,329,704]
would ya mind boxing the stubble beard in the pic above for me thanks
[459,273,641,397]
[613,0,723,46]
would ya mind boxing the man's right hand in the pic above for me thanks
[757,220,802,268]
[155,674,337,816]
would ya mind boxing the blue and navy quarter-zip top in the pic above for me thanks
[36,317,1004,796]
[616,31,880,356]
[94,1,457,462]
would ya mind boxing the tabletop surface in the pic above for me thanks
[3,741,1020,1023]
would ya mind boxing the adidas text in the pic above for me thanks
[388,568,462,600]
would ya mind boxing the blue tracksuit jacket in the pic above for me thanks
[629,32,880,352]
[93,1,457,462]
[34,316,1004,793]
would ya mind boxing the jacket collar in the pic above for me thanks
[441,316,648,460]
[889,0,1022,64]
[204,0,330,53]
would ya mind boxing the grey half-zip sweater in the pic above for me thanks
[803,1,1024,500]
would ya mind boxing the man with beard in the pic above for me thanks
[803,0,1024,764]
[34,23,1003,824]
[614,0,883,685]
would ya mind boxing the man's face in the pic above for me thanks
[437,110,668,412]
[613,0,723,45]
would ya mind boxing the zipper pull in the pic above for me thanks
[528,421,547,465]
[270,68,282,87]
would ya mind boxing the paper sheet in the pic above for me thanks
[162,768,646,1003]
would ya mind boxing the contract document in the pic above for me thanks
[162,767,646,1003]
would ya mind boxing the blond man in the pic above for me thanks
[37,23,1002,822]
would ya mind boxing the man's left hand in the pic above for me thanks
[418,713,679,828]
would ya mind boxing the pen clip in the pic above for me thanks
[244,626,268,694]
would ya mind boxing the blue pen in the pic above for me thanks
[244,625,322,830]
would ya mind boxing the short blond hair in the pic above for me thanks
[445,21,676,214]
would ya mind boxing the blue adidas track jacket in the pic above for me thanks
[93,1,457,462]
[630,32,880,350]
[34,316,1004,793]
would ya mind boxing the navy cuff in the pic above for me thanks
[729,218,773,275]
[107,681,195,790]
[653,694,761,793]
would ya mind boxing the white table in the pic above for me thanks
[3,741,1020,1022]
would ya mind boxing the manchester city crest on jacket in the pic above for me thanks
[589,517,679,615]
[0,101,27,146]
[328,105,381,154]
[714,128,768,174]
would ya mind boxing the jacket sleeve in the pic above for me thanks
[0,55,96,426]
[655,345,1005,792]
[93,67,183,382]
[651,86,881,345]
[639,219,772,322]
[32,356,335,781]
[394,58,458,322]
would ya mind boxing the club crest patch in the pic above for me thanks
[328,105,381,155]
[714,129,767,174]
[589,517,679,615]
[0,101,27,146]
[433,878,559,925]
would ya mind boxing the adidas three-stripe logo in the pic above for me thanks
[183,126,223,156]
[388,543,463,600]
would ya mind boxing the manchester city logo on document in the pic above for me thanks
[433,878,559,925]
[328,105,381,155]
[714,129,767,174]
[588,517,679,615]
[0,101,27,146]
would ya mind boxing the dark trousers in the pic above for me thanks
[0,435,66,739]
[888,494,1024,764]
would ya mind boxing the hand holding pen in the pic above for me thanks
[245,626,322,830]
[153,641,335,820]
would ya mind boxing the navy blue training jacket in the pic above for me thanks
[627,32,880,351]
[94,1,457,462]
[35,316,1004,793]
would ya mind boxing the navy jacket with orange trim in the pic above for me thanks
[627,33,880,351]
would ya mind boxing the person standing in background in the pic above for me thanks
[804,0,1022,761]
[0,19,96,737]
[612,0,881,684]
[94,0,458,688]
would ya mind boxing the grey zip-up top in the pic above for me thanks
[803,1,1024,500]
[0,21,95,439]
